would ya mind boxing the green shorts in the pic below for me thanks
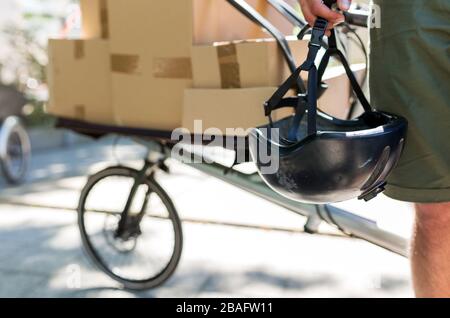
[370,0,450,203]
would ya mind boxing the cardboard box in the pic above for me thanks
[79,0,298,130]
[47,39,113,124]
[182,87,293,136]
[111,74,192,130]
[182,65,367,136]
[81,0,296,44]
[108,0,193,130]
[192,39,308,89]
[80,0,109,39]
[76,0,307,130]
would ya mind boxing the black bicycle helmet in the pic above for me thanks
[249,7,408,204]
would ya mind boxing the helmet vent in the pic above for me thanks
[361,146,391,191]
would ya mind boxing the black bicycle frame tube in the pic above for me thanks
[179,148,409,257]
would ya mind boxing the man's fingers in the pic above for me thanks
[337,0,352,11]
[300,1,317,26]
[310,1,344,24]
[300,0,346,33]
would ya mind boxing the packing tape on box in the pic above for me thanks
[153,57,193,79]
[100,0,109,39]
[217,44,241,89]
[74,105,86,120]
[74,40,85,60]
[111,54,141,74]
[111,54,192,79]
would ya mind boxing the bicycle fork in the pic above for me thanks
[115,160,159,239]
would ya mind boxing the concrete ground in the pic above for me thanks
[0,135,414,298]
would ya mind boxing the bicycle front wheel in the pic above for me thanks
[0,116,30,184]
[78,166,183,290]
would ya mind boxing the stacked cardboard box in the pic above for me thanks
[106,0,194,130]
[105,0,301,131]
[48,0,299,131]
[182,87,294,137]
[47,0,366,134]
[191,38,309,89]
[81,0,297,43]
[47,39,113,124]
[183,37,310,136]
[183,64,366,136]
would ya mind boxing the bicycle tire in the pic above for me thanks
[0,117,31,185]
[78,166,183,290]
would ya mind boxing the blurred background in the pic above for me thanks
[0,0,414,298]
[0,0,79,127]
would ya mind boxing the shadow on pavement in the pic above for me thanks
[0,218,411,297]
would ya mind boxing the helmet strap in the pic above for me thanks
[287,20,329,139]
[264,11,374,141]
[317,29,373,113]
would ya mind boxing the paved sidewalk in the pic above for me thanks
[0,138,414,297]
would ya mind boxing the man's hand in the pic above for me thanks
[299,0,351,32]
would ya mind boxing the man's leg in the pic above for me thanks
[412,202,450,297]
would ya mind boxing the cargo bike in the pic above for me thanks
[56,0,409,290]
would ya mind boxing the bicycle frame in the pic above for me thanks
[116,157,169,238]
[116,159,154,237]
[186,156,409,257]
[141,140,409,258]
